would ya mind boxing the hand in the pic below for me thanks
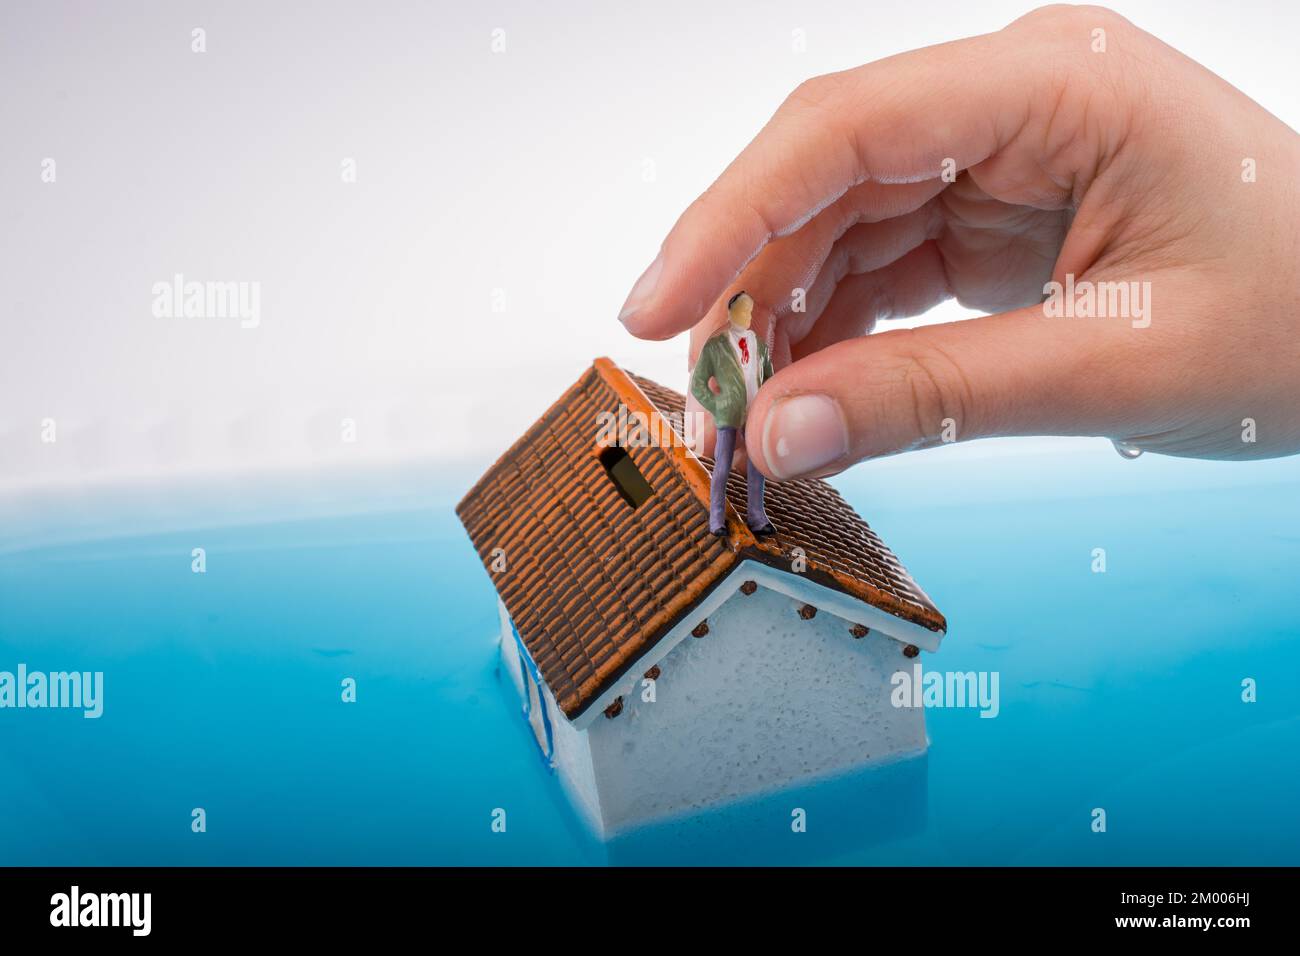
[618,4,1300,479]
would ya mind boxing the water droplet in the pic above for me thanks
[1112,439,1143,460]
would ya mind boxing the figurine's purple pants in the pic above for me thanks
[710,427,769,533]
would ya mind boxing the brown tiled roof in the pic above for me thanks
[456,358,946,720]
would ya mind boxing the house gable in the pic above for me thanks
[570,559,944,730]
[583,578,930,834]
[457,358,947,723]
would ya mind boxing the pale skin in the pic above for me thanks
[618,5,1300,480]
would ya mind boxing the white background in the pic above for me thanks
[2,0,1296,493]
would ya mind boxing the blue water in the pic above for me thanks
[2,442,1298,865]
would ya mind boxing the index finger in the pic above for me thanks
[616,20,1043,340]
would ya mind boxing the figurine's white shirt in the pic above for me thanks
[728,325,760,410]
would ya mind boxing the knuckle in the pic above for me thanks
[786,75,829,110]
[1012,4,1131,39]
[897,342,976,443]
[784,70,852,115]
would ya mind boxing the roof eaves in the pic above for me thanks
[739,543,947,634]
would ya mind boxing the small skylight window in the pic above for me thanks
[599,446,654,509]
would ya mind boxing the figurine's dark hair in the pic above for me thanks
[727,291,751,310]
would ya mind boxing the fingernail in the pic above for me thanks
[761,394,849,479]
[617,251,664,328]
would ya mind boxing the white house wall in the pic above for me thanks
[497,601,602,834]
[583,582,928,835]
[571,560,945,731]
[498,599,525,699]
[544,682,602,834]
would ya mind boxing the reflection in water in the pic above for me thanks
[603,755,927,866]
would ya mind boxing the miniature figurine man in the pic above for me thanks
[690,291,776,537]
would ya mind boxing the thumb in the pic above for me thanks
[743,304,1147,479]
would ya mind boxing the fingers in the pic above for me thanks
[614,33,1008,339]
[742,180,950,345]
[792,242,952,359]
[743,298,1155,480]
[686,235,949,463]
[684,180,947,363]
[618,6,1144,342]
[686,195,944,388]
[782,205,946,346]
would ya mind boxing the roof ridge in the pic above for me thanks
[592,357,758,553]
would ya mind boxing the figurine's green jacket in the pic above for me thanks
[689,328,774,429]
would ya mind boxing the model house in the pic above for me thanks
[457,358,948,837]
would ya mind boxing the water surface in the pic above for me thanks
[2,442,1297,865]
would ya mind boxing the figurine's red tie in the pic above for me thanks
[738,337,749,365]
